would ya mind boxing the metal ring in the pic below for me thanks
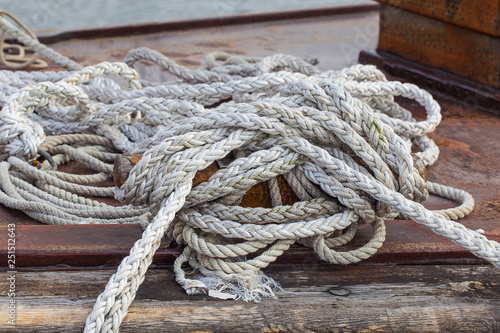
[37,149,57,171]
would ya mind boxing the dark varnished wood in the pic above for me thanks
[362,3,500,109]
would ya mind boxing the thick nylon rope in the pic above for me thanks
[0,11,497,333]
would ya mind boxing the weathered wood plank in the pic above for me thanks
[376,0,500,37]
[377,5,500,89]
[0,265,498,332]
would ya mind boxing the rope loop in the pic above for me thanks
[0,10,47,69]
[0,11,498,333]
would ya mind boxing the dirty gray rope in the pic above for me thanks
[0,11,497,333]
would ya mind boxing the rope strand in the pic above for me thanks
[0,11,496,333]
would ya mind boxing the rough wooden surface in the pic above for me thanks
[377,5,500,89]
[376,0,500,37]
[0,265,498,332]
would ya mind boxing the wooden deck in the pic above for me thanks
[1,6,500,332]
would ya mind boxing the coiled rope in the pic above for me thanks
[0,11,498,333]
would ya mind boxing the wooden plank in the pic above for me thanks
[1,220,499,268]
[377,5,500,89]
[376,0,500,37]
[0,265,498,332]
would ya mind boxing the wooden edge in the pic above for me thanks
[374,0,500,37]
[359,50,500,114]
[35,4,379,44]
[0,220,497,268]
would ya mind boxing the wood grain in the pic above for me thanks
[376,0,500,37]
[0,265,498,332]
[377,5,500,89]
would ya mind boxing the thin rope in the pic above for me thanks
[0,11,48,70]
[0,11,497,333]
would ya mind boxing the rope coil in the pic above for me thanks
[0,11,497,333]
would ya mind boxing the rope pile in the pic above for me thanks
[0,11,498,333]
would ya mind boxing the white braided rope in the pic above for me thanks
[0,12,498,333]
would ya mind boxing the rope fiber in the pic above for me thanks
[0,11,498,333]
